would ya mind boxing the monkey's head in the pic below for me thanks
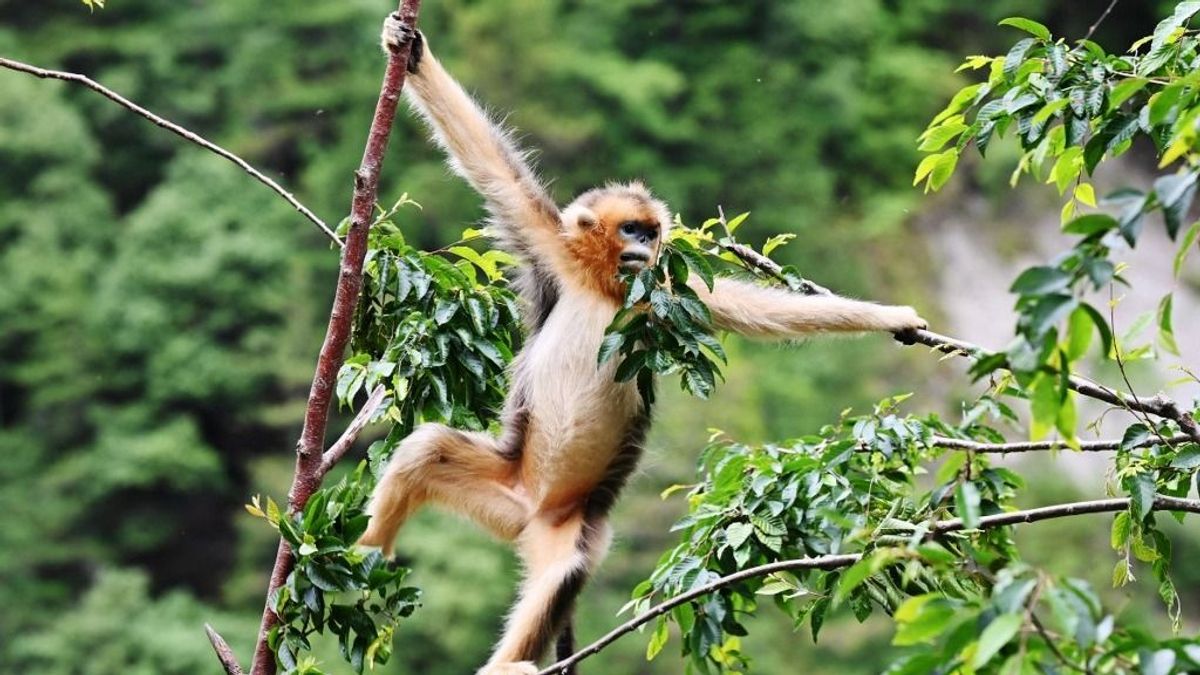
[560,181,672,300]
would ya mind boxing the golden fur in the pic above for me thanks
[365,19,926,675]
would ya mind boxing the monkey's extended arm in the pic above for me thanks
[690,277,926,338]
[385,22,563,264]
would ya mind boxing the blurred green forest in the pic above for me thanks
[0,1,1191,673]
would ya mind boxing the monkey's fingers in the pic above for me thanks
[380,13,424,73]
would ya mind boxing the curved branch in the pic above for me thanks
[0,56,341,246]
[905,329,1200,445]
[930,433,1193,454]
[539,495,1200,674]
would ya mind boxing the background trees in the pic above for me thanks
[1,1,1197,673]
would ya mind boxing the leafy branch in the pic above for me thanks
[541,496,1200,675]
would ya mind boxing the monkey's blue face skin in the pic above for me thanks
[617,220,659,271]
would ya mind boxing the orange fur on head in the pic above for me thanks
[561,182,672,303]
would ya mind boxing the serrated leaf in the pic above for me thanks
[1003,38,1037,79]
[1129,472,1157,522]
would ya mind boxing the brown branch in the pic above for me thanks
[537,554,862,675]
[0,56,341,246]
[904,329,1200,445]
[718,240,832,296]
[205,624,245,675]
[248,3,423,674]
[929,433,1192,454]
[539,495,1200,674]
[320,384,387,476]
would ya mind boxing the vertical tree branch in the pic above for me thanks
[248,3,422,673]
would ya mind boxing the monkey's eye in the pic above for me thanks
[620,221,638,236]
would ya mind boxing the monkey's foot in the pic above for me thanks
[380,13,424,72]
[476,662,538,675]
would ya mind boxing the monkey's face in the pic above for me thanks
[562,182,672,301]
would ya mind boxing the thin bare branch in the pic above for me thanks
[539,495,1200,674]
[1085,0,1120,42]
[320,385,387,476]
[0,56,341,246]
[205,624,245,675]
[249,3,423,673]
[929,433,1192,454]
[904,329,1200,445]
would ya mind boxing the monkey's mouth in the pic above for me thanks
[619,251,650,271]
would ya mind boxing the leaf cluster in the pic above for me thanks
[247,462,419,675]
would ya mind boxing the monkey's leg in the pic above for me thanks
[478,513,611,675]
[359,423,530,554]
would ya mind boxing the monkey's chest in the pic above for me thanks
[519,296,643,503]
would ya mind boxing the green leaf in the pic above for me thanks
[1010,266,1071,295]
[999,17,1051,41]
[919,121,968,152]
[1050,146,1084,195]
[1152,2,1200,52]
[1032,98,1070,126]
[646,617,668,661]
[1170,444,1200,469]
[1111,511,1131,550]
[914,152,941,186]
[1080,303,1114,358]
[597,331,625,365]
[725,522,753,549]
[614,350,647,382]
[1149,85,1185,126]
[725,211,750,234]
[1062,214,1117,236]
[893,596,957,646]
[955,482,981,529]
[972,613,1022,667]
[1030,374,1060,440]
[1156,294,1179,356]
[1065,306,1093,360]
[1003,38,1037,79]
[1129,472,1157,522]
[1109,78,1148,110]
[1121,423,1151,451]
[1174,221,1200,277]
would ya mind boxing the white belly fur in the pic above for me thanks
[519,291,642,505]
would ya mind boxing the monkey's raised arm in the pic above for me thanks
[689,277,926,338]
[395,28,562,264]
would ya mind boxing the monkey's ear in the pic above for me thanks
[562,204,598,231]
